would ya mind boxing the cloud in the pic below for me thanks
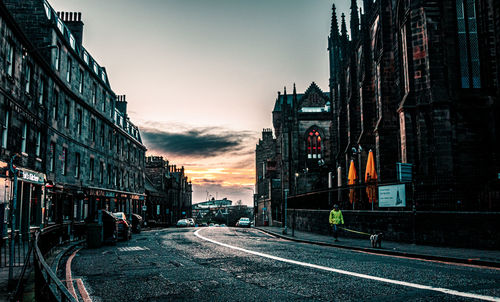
[141,125,256,158]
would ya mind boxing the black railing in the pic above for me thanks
[33,222,84,302]
[287,180,500,211]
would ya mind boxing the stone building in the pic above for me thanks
[1,0,147,230]
[145,156,192,225]
[255,128,280,226]
[328,0,500,209]
[271,83,333,211]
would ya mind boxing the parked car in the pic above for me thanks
[209,223,215,227]
[186,218,195,227]
[131,214,143,233]
[176,219,188,227]
[113,212,132,240]
[101,210,118,245]
[237,217,251,228]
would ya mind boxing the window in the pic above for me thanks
[2,111,9,149]
[6,41,14,76]
[25,63,32,93]
[401,25,410,94]
[21,123,27,154]
[90,118,96,142]
[89,158,94,181]
[92,83,97,105]
[64,100,70,128]
[75,153,80,179]
[100,124,105,146]
[99,161,104,184]
[456,0,481,88]
[102,90,106,112]
[62,147,67,175]
[76,109,82,135]
[38,78,47,105]
[66,57,72,82]
[52,89,59,120]
[108,129,113,150]
[107,164,111,185]
[306,129,322,159]
[55,44,61,70]
[49,142,55,172]
[36,131,41,157]
[79,69,84,93]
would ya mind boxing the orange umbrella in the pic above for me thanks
[348,160,357,204]
[365,150,378,204]
[364,150,378,182]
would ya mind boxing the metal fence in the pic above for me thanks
[287,180,500,211]
[34,222,84,302]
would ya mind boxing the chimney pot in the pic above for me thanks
[78,12,81,21]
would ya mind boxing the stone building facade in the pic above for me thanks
[255,128,280,225]
[1,0,147,233]
[145,156,192,225]
[328,0,500,209]
[271,83,333,214]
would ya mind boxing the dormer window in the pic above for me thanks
[307,129,322,159]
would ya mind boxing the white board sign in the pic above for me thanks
[378,184,406,207]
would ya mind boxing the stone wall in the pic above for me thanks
[287,209,500,249]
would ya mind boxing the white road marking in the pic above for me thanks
[118,246,149,252]
[194,229,500,302]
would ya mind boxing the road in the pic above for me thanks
[70,227,500,301]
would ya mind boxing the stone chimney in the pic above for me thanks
[57,11,84,46]
[116,95,128,115]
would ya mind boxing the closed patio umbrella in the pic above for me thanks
[365,150,378,209]
[348,160,357,207]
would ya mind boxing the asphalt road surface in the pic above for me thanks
[70,227,500,302]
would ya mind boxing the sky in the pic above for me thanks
[49,0,359,206]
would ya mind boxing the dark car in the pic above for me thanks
[131,214,143,233]
[113,212,132,240]
[101,210,118,245]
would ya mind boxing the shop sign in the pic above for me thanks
[139,196,145,200]
[105,192,115,198]
[20,169,44,185]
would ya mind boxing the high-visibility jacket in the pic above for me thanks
[329,209,344,225]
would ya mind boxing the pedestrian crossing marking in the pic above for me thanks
[118,246,149,252]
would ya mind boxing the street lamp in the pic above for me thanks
[294,172,299,195]
[283,189,289,235]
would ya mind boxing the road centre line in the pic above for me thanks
[194,229,500,302]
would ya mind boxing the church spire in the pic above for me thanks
[330,3,339,42]
[341,13,348,41]
[350,0,360,41]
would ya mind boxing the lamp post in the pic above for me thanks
[283,189,289,235]
[8,154,19,286]
[294,172,299,195]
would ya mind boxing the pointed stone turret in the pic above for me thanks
[341,13,348,41]
[330,3,340,43]
[350,0,360,41]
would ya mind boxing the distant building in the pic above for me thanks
[145,156,192,224]
[192,198,253,226]
[255,129,280,226]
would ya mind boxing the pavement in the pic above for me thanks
[255,226,500,268]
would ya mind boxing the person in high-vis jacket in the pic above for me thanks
[329,204,344,242]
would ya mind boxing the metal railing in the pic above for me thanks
[33,223,84,302]
[287,179,500,211]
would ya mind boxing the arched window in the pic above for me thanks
[307,129,322,159]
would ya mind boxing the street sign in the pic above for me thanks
[142,205,147,211]
[397,163,413,183]
[378,184,406,207]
